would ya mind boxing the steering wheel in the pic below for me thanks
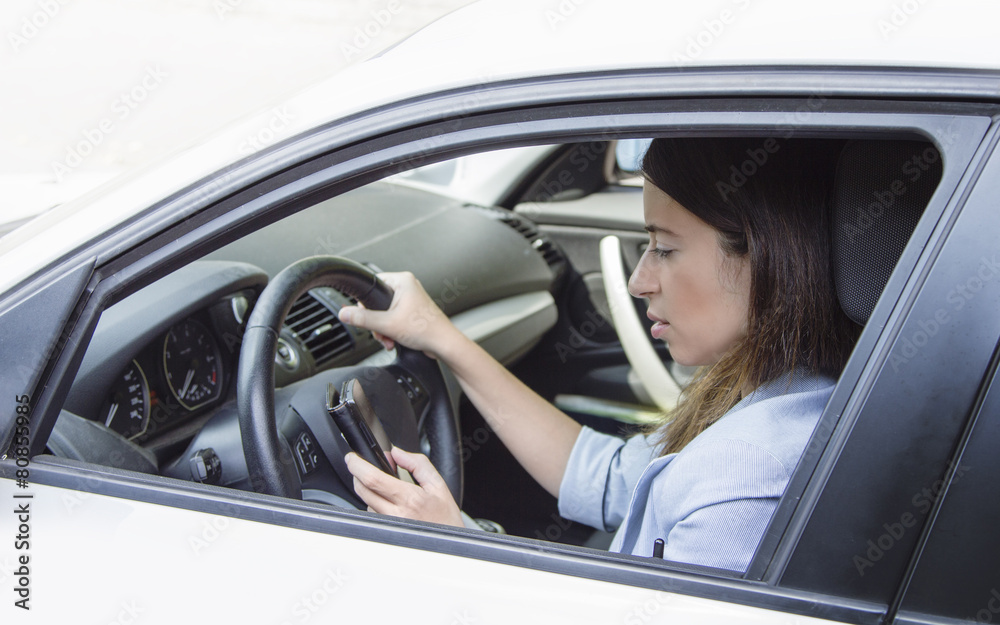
[236,256,463,506]
[599,235,686,411]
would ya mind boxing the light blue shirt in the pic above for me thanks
[557,371,836,572]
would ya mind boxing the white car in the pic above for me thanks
[3,0,1000,622]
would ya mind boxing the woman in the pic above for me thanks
[339,137,859,572]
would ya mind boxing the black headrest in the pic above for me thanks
[832,140,942,325]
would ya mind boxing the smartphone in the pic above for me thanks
[327,379,397,477]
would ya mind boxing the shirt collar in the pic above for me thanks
[729,368,838,414]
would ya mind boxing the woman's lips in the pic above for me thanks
[647,313,669,339]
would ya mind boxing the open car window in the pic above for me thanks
[43,129,949,550]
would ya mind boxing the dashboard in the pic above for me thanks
[59,182,561,482]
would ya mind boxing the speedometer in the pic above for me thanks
[101,360,150,440]
[163,318,223,410]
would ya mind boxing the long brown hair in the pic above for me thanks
[641,137,860,455]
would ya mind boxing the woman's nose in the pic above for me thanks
[628,252,656,298]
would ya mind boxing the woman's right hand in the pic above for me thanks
[342,274,582,499]
[337,271,462,359]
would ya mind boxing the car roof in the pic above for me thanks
[395,0,1000,73]
[2,0,999,294]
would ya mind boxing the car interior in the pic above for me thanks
[41,133,944,555]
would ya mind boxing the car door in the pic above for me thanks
[884,129,1000,625]
[2,69,999,623]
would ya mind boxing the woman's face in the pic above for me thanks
[627,182,751,367]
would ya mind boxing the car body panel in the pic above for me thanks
[0,462,883,624]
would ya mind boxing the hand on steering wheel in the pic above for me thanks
[337,271,461,359]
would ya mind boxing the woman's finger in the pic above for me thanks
[390,447,447,492]
[348,454,409,513]
[371,330,395,351]
[346,453,398,496]
[352,476,397,516]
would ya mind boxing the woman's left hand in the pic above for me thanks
[345,446,464,528]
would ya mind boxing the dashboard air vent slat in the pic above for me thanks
[284,291,354,368]
[468,204,567,285]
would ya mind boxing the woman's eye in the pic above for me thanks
[647,243,673,258]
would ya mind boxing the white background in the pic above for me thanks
[0,0,475,222]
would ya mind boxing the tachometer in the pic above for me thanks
[102,360,150,440]
[163,318,223,410]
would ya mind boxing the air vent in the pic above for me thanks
[532,237,564,268]
[469,204,567,282]
[284,291,354,368]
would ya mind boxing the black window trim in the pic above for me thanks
[885,124,1000,625]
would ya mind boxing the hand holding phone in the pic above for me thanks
[327,379,397,477]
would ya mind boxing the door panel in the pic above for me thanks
[891,341,1000,624]
[0,477,865,625]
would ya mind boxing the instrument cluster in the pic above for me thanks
[99,295,249,444]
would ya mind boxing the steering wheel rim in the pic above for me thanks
[236,255,463,504]
[599,235,684,412]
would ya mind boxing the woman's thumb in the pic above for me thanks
[391,447,444,488]
[338,305,365,327]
